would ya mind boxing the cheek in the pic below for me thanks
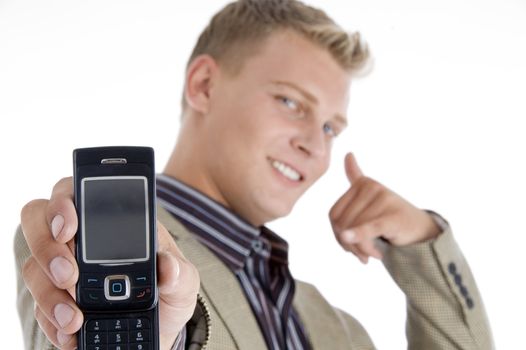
[232,111,285,149]
[312,152,331,182]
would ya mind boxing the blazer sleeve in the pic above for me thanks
[14,225,58,350]
[381,212,494,350]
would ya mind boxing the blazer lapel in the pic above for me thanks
[293,281,351,349]
[157,205,268,350]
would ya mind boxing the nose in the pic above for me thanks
[291,124,327,158]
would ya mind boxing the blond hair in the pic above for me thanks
[182,0,371,109]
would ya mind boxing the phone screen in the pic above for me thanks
[81,176,150,263]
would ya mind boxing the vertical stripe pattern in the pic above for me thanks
[157,174,311,350]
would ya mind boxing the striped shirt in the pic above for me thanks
[157,174,311,350]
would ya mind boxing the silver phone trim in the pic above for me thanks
[81,176,150,264]
[104,274,131,301]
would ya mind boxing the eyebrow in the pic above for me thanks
[271,80,348,127]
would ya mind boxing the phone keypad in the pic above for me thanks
[86,318,151,350]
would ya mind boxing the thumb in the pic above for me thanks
[157,251,181,295]
[155,223,199,346]
[156,248,200,307]
[156,222,200,305]
[345,152,364,185]
[156,249,199,347]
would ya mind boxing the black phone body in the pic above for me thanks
[74,146,159,350]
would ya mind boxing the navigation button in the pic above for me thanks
[104,275,130,301]
[110,280,126,296]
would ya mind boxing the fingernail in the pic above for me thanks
[160,251,181,291]
[54,303,74,328]
[172,254,181,282]
[56,330,72,345]
[342,229,356,243]
[51,215,64,240]
[50,257,74,285]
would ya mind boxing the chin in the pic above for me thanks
[245,186,301,224]
[259,199,296,223]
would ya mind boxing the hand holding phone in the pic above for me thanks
[74,147,159,350]
[19,147,199,349]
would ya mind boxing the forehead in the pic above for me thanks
[234,30,352,111]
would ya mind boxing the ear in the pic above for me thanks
[184,54,219,114]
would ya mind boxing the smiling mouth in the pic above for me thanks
[269,158,304,182]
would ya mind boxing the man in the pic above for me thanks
[14,0,493,349]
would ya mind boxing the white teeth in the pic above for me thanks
[271,160,301,181]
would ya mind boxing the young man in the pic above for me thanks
[15,0,493,349]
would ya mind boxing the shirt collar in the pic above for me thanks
[156,174,290,270]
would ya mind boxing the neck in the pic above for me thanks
[164,113,269,227]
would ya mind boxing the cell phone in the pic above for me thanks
[73,146,159,350]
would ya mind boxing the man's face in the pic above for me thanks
[198,30,351,225]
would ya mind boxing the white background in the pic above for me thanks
[1,0,525,348]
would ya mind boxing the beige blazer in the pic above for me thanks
[14,206,494,349]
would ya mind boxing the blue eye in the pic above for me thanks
[323,122,336,137]
[278,96,299,111]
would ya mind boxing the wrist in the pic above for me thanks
[418,210,443,243]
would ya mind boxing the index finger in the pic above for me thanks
[21,198,79,290]
[46,177,78,244]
